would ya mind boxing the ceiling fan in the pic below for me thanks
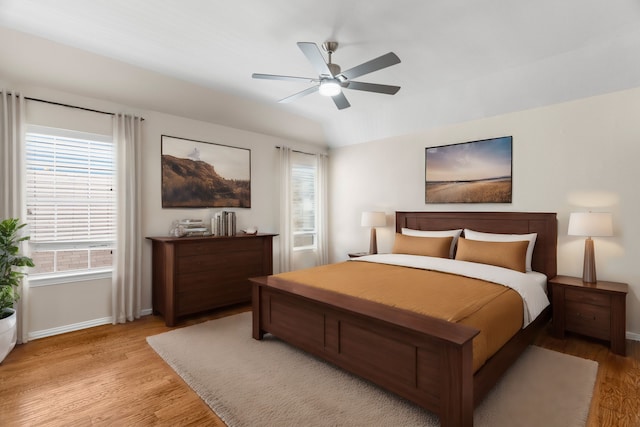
[252,41,401,110]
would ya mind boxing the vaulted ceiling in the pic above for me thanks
[1,0,640,147]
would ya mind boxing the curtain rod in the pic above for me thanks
[275,145,327,156]
[24,96,145,121]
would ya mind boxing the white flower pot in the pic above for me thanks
[0,308,17,363]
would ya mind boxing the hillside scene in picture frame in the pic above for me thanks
[161,135,251,208]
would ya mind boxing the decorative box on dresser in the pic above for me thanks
[550,275,628,355]
[147,233,276,326]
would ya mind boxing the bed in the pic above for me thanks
[250,211,557,427]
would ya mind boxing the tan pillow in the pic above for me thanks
[455,237,528,272]
[392,233,453,258]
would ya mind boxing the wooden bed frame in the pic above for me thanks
[250,211,557,427]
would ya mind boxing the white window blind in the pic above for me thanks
[25,126,116,247]
[291,152,317,249]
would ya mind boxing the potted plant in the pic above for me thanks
[0,218,34,363]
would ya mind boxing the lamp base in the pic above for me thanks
[369,228,378,254]
[582,237,597,283]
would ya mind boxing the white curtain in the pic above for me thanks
[316,153,329,265]
[112,114,143,324]
[0,91,29,343]
[278,147,329,271]
[278,146,292,273]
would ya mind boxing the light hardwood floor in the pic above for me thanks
[1,305,638,426]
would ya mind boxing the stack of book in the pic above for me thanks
[178,219,209,237]
[212,211,236,236]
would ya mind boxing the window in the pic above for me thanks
[25,125,116,280]
[291,152,317,250]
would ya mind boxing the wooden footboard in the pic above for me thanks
[251,276,480,427]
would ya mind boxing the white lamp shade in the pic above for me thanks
[361,211,386,227]
[318,80,341,97]
[568,212,613,237]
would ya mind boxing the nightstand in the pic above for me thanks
[348,252,370,258]
[549,275,628,356]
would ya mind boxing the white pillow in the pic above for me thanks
[401,228,463,258]
[463,229,537,272]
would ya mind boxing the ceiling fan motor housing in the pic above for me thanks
[322,41,339,54]
[328,63,341,77]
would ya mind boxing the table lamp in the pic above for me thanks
[361,211,386,254]
[568,212,613,283]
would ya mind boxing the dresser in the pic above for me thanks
[147,233,276,326]
[550,275,628,355]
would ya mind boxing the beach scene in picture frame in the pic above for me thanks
[425,136,512,203]
[161,135,251,208]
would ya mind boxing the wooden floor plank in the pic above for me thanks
[1,305,638,426]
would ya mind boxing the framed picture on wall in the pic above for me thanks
[425,136,512,203]
[161,135,251,208]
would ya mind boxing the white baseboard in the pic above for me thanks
[627,331,640,342]
[28,308,155,341]
[29,316,113,340]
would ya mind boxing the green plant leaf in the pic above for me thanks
[0,218,34,311]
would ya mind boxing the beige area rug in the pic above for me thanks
[147,312,597,427]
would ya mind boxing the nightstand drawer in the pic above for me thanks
[565,301,610,340]
[565,288,610,307]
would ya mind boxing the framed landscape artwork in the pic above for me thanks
[425,136,512,203]
[161,135,251,208]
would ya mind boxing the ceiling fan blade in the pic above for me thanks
[252,73,317,83]
[340,52,401,80]
[345,81,401,95]
[278,85,319,103]
[297,42,333,77]
[332,92,351,110]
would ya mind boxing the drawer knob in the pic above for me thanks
[574,312,596,320]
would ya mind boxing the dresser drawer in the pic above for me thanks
[565,288,610,307]
[176,276,251,315]
[176,238,263,257]
[565,301,610,340]
[177,249,263,274]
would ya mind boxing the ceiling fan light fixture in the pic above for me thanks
[253,41,401,109]
[318,80,341,97]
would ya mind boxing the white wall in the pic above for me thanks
[329,87,640,338]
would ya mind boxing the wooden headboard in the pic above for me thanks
[395,211,557,278]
